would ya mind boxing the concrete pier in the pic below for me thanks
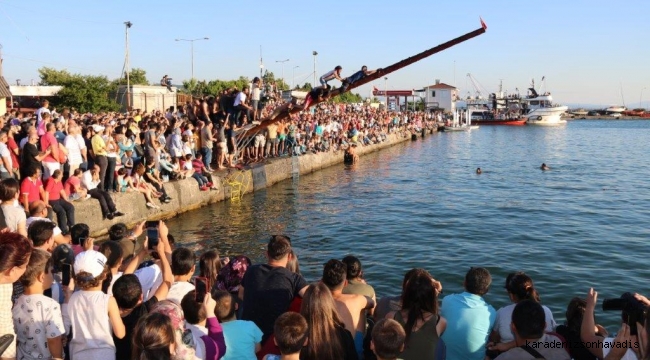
[78,131,415,236]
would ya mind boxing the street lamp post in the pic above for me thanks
[313,51,318,87]
[292,66,300,89]
[275,59,289,90]
[175,37,209,79]
[384,77,388,109]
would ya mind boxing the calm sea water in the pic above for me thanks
[167,120,650,329]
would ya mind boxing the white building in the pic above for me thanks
[421,80,458,113]
[116,85,177,112]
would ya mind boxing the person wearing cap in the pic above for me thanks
[319,65,345,89]
[68,246,126,360]
[91,124,109,190]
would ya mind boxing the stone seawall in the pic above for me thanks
[78,132,416,236]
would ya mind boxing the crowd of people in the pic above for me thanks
[1,229,650,360]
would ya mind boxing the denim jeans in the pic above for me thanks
[201,147,212,168]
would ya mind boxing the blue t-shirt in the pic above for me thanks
[222,319,263,360]
[440,291,496,360]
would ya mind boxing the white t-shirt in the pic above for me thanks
[135,264,162,301]
[234,92,247,107]
[0,142,11,172]
[602,337,638,360]
[494,303,556,343]
[107,272,123,296]
[13,294,66,360]
[167,281,195,305]
[68,290,116,359]
[82,170,100,190]
[251,84,261,101]
[26,216,63,237]
[64,134,86,165]
[36,107,51,123]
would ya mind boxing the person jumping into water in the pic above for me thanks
[319,66,344,89]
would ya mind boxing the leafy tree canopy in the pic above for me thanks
[38,67,120,113]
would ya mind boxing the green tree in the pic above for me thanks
[296,82,312,91]
[112,68,150,86]
[38,67,120,112]
[332,91,363,103]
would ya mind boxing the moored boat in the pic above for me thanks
[522,84,567,126]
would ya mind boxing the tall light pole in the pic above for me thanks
[124,21,132,110]
[292,65,300,89]
[275,59,289,90]
[313,51,318,88]
[641,87,647,110]
[384,77,388,109]
[175,37,209,79]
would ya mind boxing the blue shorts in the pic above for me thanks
[319,77,328,86]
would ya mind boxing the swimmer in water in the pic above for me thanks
[476,168,482,174]
[540,163,550,170]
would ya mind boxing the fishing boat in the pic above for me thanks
[464,78,526,125]
[522,83,568,126]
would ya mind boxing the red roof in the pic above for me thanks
[426,82,456,89]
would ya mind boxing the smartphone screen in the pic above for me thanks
[78,237,86,249]
[62,264,71,287]
[147,228,159,250]
[145,220,159,229]
[194,277,208,303]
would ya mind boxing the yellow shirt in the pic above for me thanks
[91,134,107,156]
[134,115,142,123]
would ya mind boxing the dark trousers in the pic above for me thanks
[104,157,116,192]
[88,188,116,217]
[95,155,108,191]
[49,199,75,233]
[149,181,168,199]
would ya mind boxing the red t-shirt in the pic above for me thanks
[45,178,63,201]
[64,177,80,197]
[7,137,19,170]
[20,177,43,203]
[40,133,58,163]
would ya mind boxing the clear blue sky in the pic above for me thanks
[1,0,648,107]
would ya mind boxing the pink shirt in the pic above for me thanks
[40,133,59,163]
[64,177,80,197]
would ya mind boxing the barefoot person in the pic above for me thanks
[319,66,344,89]
[340,66,378,91]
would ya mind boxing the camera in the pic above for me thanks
[602,292,648,335]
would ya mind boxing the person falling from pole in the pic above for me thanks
[319,65,344,89]
[266,85,332,121]
[340,65,379,92]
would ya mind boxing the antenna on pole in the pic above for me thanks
[124,21,132,111]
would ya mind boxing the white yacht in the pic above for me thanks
[522,87,568,126]
[605,105,627,113]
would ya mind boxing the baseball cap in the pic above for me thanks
[92,124,105,133]
[74,250,107,277]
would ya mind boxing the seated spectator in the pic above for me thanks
[149,295,226,360]
[0,177,27,236]
[64,168,89,201]
[132,163,163,208]
[199,250,222,291]
[132,312,176,360]
[555,297,603,360]
[580,288,638,360]
[300,282,358,360]
[213,290,262,360]
[68,248,126,359]
[191,153,218,191]
[489,272,557,354]
[20,166,48,213]
[240,235,308,344]
[342,255,376,306]
[26,200,69,245]
[45,169,75,234]
[386,269,446,360]
[262,312,308,360]
[494,300,570,359]
[374,268,429,321]
[82,164,124,220]
[112,239,172,359]
[371,319,406,360]
[143,155,172,203]
[13,249,68,360]
[322,259,375,357]
[440,267,496,360]
[167,247,196,304]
